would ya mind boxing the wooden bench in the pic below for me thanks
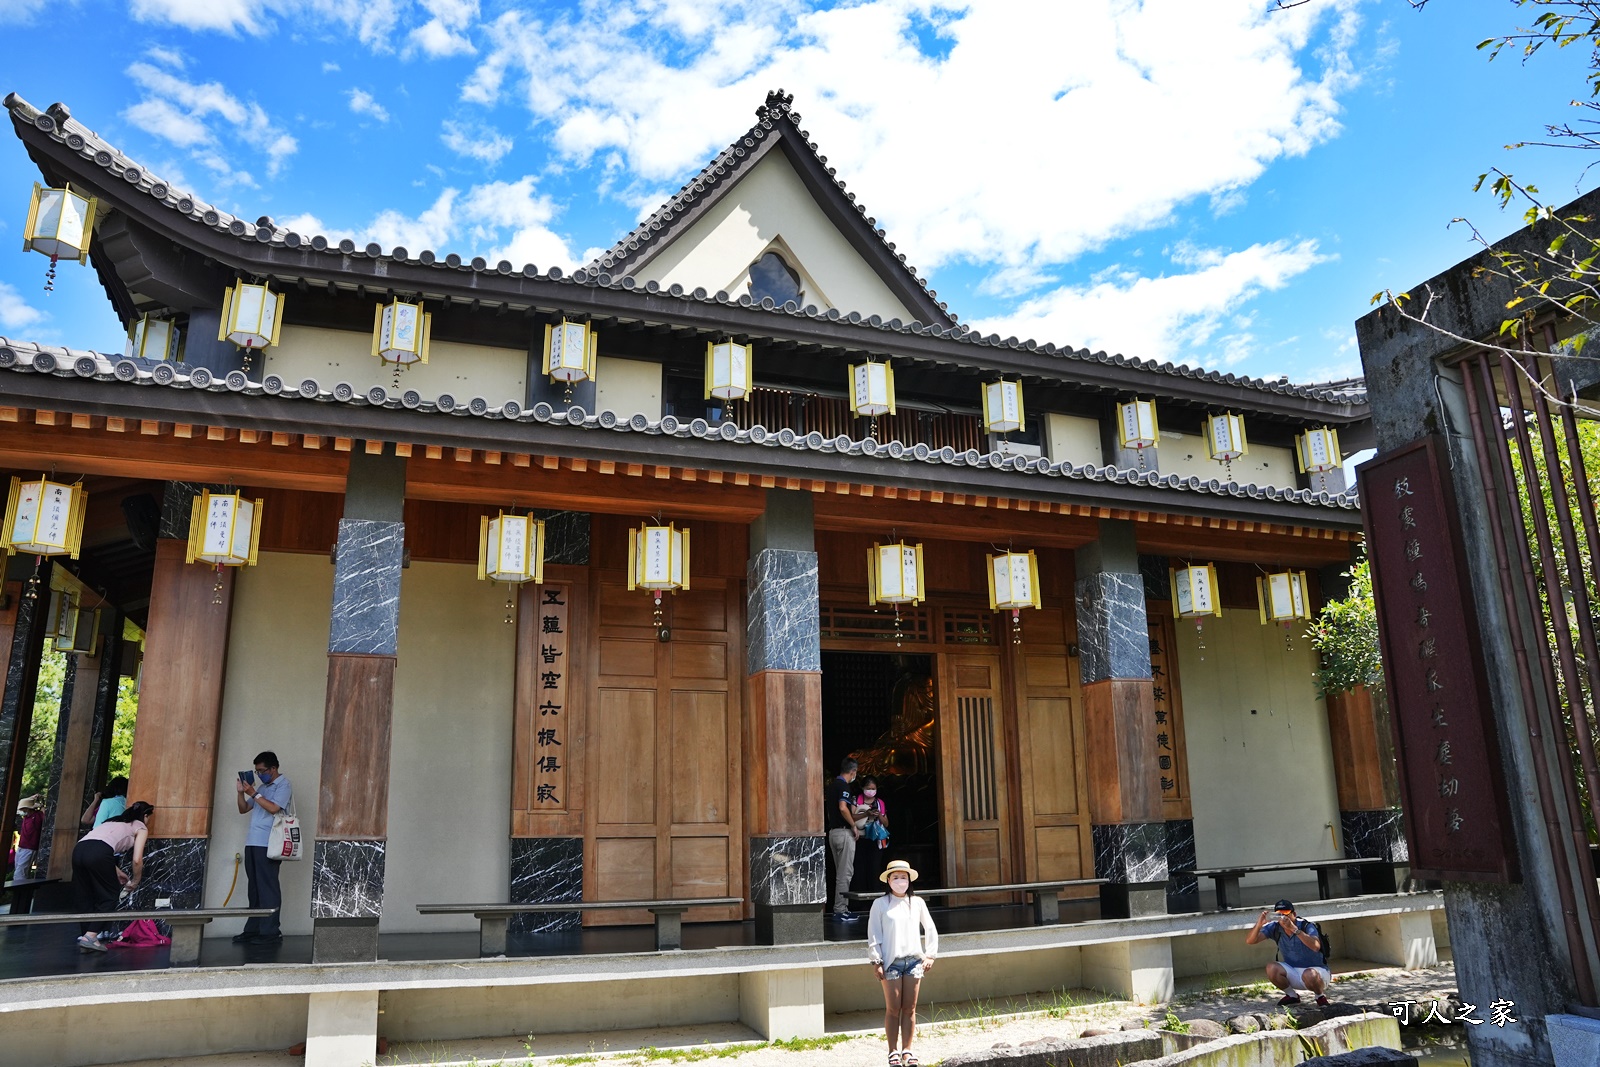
[3,876,61,915]
[1176,858,1387,911]
[849,878,1107,925]
[0,908,273,965]
[418,897,743,955]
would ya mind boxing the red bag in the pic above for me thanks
[110,919,170,947]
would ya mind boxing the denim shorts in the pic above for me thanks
[882,955,925,980]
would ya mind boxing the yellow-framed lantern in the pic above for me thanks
[1295,426,1342,475]
[478,511,544,585]
[372,298,432,368]
[51,593,101,655]
[129,314,179,362]
[219,282,285,350]
[23,183,97,266]
[1170,563,1221,619]
[1257,569,1310,623]
[186,490,262,567]
[705,341,753,401]
[2,477,87,559]
[544,318,598,390]
[1206,412,1248,464]
[868,541,925,606]
[849,360,896,418]
[629,522,690,629]
[988,549,1040,644]
[1117,398,1159,451]
[982,380,1025,435]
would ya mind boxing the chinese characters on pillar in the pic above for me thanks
[1358,437,1518,882]
[1147,615,1184,802]
[534,585,569,810]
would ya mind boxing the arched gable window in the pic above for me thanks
[747,251,802,306]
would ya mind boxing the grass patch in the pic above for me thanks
[1162,1010,1191,1034]
[552,1057,602,1066]
[630,1035,852,1063]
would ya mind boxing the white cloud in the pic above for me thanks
[348,89,390,123]
[145,44,186,68]
[464,0,1360,282]
[441,119,513,164]
[322,61,341,73]
[123,62,298,184]
[0,282,46,333]
[976,239,1330,366]
[128,0,401,48]
[0,0,50,24]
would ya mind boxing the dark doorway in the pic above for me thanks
[821,651,941,892]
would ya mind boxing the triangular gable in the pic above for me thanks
[589,91,955,327]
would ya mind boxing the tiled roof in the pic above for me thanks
[0,336,1361,512]
[4,92,1369,410]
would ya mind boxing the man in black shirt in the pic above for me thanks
[825,757,861,922]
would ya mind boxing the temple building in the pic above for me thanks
[0,90,1436,1066]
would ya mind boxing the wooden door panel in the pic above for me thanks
[599,638,657,677]
[1033,825,1087,885]
[599,582,656,627]
[1024,654,1070,688]
[1025,696,1079,817]
[671,690,729,824]
[962,828,1001,884]
[595,688,656,825]
[671,641,726,680]
[939,652,1012,890]
[672,588,727,631]
[671,836,730,897]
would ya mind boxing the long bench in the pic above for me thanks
[848,878,1108,924]
[3,876,61,915]
[0,908,273,965]
[1175,857,1387,911]
[418,897,744,955]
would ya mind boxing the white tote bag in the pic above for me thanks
[266,801,304,861]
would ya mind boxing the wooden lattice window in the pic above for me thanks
[959,695,999,821]
[820,603,932,643]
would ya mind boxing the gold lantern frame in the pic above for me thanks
[372,298,434,368]
[628,522,691,630]
[543,318,599,394]
[1170,563,1222,620]
[129,314,180,362]
[219,282,285,351]
[848,360,896,419]
[1205,412,1249,464]
[988,549,1041,644]
[1295,426,1342,475]
[478,511,546,585]
[705,341,754,401]
[2,476,87,559]
[867,541,925,607]
[23,182,98,268]
[185,490,263,568]
[981,380,1025,436]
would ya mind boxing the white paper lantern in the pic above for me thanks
[1296,427,1341,475]
[23,183,96,264]
[849,361,896,418]
[218,282,284,350]
[50,592,100,655]
[1170,564,1221,619]
[1117,399,1159,451]
[479,512,544,584]
[1258,570,1311,623]
[988,550,1040,611]
[705,341,753,401]
[129,314,179,362]
[868,541,924,606]
[186,490,262,567]
[629,523,690,593]
[1206,412,1248,463]
[982,380,1025,435]
[2,477,87,558]
[544,319,597,384]
[372,298,432,367]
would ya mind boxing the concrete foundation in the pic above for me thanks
[304,990,379,1067]
[738,967,824,1039]
[1547,1012,1600,1067]
[1333,912,1437,970]
[1081,936,1174,1004]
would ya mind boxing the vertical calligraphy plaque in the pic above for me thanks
[1147,615,1185,802]
[532,583,569,812]
[1358,436,1518,882]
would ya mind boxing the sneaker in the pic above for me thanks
[248,934,283,945]
[1277,994,1301,1006]
[1315,995,1331,1007]
[231,933,252,944]
[76,934,107,953]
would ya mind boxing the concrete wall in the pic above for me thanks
[205,551,332,936]
[822,946,1084,1013]
[1157,432,1298,490]
[385,561,515,933]
[1171,928,1281,979]
[1176,612,1340,888]
[634,150,915,323]
[1,994,309,1067]
[1045,413,1104,468]
[595,355,664,420]
[263,325,527,408]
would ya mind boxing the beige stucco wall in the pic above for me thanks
[2,994,310,1067]
[262,324,527,408]
[595,355,664,419]
[634,150,916,322]
[1157,433,1298,490]
[1045,412,1104,467]
[205,554,514,936]
[1177,611,1340,891]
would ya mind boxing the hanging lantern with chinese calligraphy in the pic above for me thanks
[1171,562,1221,659]
[2,477,87,560]
[868,540,924,646]
[628,521,690,630]
[1117,399,1159,470]
[372,298,432,389]
[1206,412,1248,477]
[1258,568,1310,650]
[982,380,1025,436]
[849,360,896,420]
[479,511,545,625]
[705,340,753,402]
[544,318,597,402]
[988,549,1040,644]
[219,282,284,350]
[129,314,180,362]
[187,490,261,604]
[50,591,100,655]
[1295,426,1342,475]
[23,183,97,291]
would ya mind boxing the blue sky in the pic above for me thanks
[0,0,1595,388]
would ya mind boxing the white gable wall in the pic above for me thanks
[633,150,917,323]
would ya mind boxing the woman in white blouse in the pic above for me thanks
[867,859,938,1067]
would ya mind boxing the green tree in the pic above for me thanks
[107,675,138,781]
[1308,558,1383,699]
[20,650,66,799]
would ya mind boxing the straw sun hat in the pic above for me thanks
[879,859,919,883]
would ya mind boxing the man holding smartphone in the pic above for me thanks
[1245,898,1330,1006]
[234,751,291,946]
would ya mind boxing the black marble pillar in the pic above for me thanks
[750,835,826,943]
[509,837,583,934]
[533,510,591,566]
[327,519,404,655]
[126,837,208,909]
[1165,818,1199,912]
[747,550,821,675]
[1075,572,1150,686]
[157,482,222,540]
[1342,807,1410,892]
[81,626,122,816]
[0,561,48,869]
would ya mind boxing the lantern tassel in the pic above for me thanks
[1011,608,1023,645]
[212,563,225,607]
[44,253,58,293]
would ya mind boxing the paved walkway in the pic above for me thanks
[109,957,1463,1067]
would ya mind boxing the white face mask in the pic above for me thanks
[889,874,910,895]
[863,790,877,798]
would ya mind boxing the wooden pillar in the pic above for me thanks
[41,647,101,879]
[312,448,405,963]
[1327,684,1408,891]
[1075,520,1167,917]
[127,489,237,907]
[745,489,824,944]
